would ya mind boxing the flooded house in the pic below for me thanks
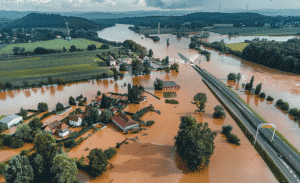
[0,115,23,128]
[44,120,70,137]
[111,112,139,132]
[162,81,180,90]
[69,114,82,127]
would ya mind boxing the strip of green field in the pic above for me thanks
[225,43,249,52]
[0,64,101,78]
[0,38,104,55]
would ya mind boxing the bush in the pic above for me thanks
[165,99,179,104]
[37,102,48,112]
[64,139,77,148]
[222,125,233,136]
[280,102,289,111]
[259,92,266,98]
[226,133,240,145]
[276,99,284,107]
[289,108,299,116]
[266,96,274,101]
[0,162,6,175]
[0,123,8,131]
[104,147,117,160]
[11,139,24,148]
[146,121,155,126]
[227,73,237,81]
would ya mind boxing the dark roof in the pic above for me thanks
[163,81,179,88]
[69,114,80,122]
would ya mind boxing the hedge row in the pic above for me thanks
[23,111,42,120]
[70,125,93,140]
[165,99,179,104]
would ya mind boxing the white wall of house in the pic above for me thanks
[69,117,82,127]
[110,61,116,66]
[124,124,139,131]
[58,130,69,137]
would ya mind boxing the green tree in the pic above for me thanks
[153,78,163,90]
[266,96,274,101]
[75,108,83,114]
[104,147,117,160]
[28,117,43,131]
[165,56,169,65]
[69,45,77,52]
[5,82,12,90]
[64,139,77,148]
[132,113,139,121]
[227,73,237,81]
[289,108,299,116]
[259,92,266,98]
[0,123,8,131]
[213,105,226,119]
[38,102,48,112]
[19,107,28,117]
[34,132,56,161]
[0,81,5,91]
[50,152,78,183]
[0,162,6,175]
[48,76,53,85]
[87,44,97,51]
[192,93,207,113]
[119,63,126,71]
[90,108,100,124]
[100,94,111,109]
[14,123,31,141]
[280,102,289,111]
[179,116,197,129]
[4,155,34,183]
[249,75,254,90]
[97,91,101,96]
[148,49,153,57]
[56,102,64,112]
[132,59,143,76]
[222,125,233,136]
[144,66,151,75]
[23,81,30,88]
[30,153,45,176]
[69,96,76,105]
[167,38,170,46]
[174,122,217,171]
[189,41,197,49]
[276,99,284,107]
[236,73,241,81]
[164,66,170,73]
[11,139,24,148]
[170,63,179,71]
[255,83,262,95]
[226,133,240,145]
[100,109,112,124]
[87,148,109,177]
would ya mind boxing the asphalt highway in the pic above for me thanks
[190,62,300,183]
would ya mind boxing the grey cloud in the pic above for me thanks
[145,0,205,9]
[144,0,164,7]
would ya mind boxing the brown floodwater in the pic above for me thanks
[1,24,295,182]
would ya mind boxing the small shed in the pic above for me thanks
[0,115,23,128]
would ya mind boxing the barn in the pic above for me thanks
[162,81,180,90]
[0,115,23,128]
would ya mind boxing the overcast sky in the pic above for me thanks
[1,0,300,12]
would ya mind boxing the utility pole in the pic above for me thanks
[65,21,71,41]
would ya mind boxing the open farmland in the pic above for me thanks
[225,43,249,52]
[0,38,107,55]
[0,51,111,87]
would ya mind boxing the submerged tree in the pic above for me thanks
[192,93,207,113]
[174,121,217,171]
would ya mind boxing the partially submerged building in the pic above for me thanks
[111,112,139,132]
[0,115,23,128]
[162,81,180,90]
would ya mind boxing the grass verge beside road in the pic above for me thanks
[203,80,289,183]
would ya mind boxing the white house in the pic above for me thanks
[69,114,82,127]
[0,115,23,128]
[110,60,117,66]
[58,123,69,137]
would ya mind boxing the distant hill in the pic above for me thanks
[6,13,103,30]
[0,18,13,28]
[0,10,31,20]
[223,9,300,17]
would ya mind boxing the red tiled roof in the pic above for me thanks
[46,120,60,130]
[58,123,69,130]
[112,113,137,128]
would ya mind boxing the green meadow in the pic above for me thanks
[0,38,105,55]
[225,43,249,52]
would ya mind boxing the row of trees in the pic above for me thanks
[132,104,154,121]
[227,73,241,81]
[127,83,144,103]
[153,78,164,90]
[123,40,147,54]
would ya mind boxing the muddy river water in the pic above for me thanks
[1,24,300,182]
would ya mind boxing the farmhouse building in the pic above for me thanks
[69,114,82,127]
[162,81,180,90]
[44,120,70,137]
[111,112,139,132]
[0,115,23,128]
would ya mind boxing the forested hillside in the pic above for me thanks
[6,13,105,30]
